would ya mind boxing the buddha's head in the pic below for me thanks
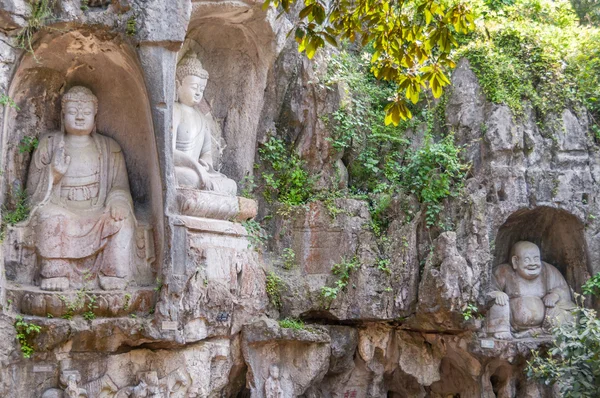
[269,364,280,380]
[176,52,209,107]
[62,86,98,136]
[511,241,542,280]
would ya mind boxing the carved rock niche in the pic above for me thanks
[1,27,162,317]
[184,2,280,182]
[170,2,279,221]
[493,206,590,293]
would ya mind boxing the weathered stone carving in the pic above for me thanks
[22,86,137,292]
[174,52,237,196]
[115,369,190,397]
[172,51,259,220]
[485,241,575,339]
[42,370,88,398]
[264,364,284,398]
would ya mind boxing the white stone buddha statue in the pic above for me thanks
[485,241,575,339]
[173,52,237,196]
[26,86,135,291]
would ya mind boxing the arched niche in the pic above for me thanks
[1,26,163,282]
[494,207,589,293]
[180,2,281,181]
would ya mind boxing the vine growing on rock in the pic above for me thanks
[14,316,41,359]
[258,136,315,207]
[325,48,469,230]
[320,256,361,308]
[459,0,600,135]
[266,271,284,309]
[399,133,469,227]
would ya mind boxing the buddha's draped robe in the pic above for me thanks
[173,103,237,195]
[26,131,134,279]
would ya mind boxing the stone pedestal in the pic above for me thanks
[155,215,267,344]
[176,188,258,221]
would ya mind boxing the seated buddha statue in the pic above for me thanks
[485,241,575,339]
[173,52,237,196]
[26,86,135,291]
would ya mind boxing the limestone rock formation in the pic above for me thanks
[0,0,596,397]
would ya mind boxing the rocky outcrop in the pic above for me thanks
[0,1,596,397]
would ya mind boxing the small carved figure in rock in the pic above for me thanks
[264,364,284,398]
[485,241,575,339]
[26,86,135,291]
[63,371,88,398]
[173,52,237,195]
[42,370,88,398]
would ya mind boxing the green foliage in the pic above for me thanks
[570,0,600,25]
[81,0,89,11]
[259,136,314,206]
[485,0,516,10]
[320,256,360,307]
[2,188,30,229]
[264,0,475,123]
[126,15,137,36]
[282,248,296,270]
[14,315,41,359]
[154,278,163,292]
[399,133,469,227]
[18,136,38,154]
[242,219,269,250]
[325,49,468,230]
[239,174,257,199]
[0,94,18,110]
[582,273,600,296]
[58,279,97,320]
[377,258,392,275]
[526,303,600,397]
[16,0,55,54]
[461,303,482,320]
[123,293,132,311]
[266,271,284,309]
[460,0,600,136]
[278,317,304,330]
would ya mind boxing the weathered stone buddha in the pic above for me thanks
[264,364,284,398]
[26,86,135,291]
[485,241,575,339]
[173,52,237,196]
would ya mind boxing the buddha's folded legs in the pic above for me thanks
[175,166,200,188]
[98,215,135,290]
[209,175,237,196]
[34,203,132,290]
[485,303,512,339]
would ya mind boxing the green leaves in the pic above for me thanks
[258,136,315,206]
[264,0,475,124]
[527,303,600,398]
[399,133,469,227]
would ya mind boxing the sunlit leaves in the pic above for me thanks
[264,0,475,124]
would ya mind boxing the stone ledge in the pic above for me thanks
[470,335,552,358]
[6,285,157,318]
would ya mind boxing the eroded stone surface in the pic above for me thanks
[0,1,596,397]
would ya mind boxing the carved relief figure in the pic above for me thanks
[173,52,237,196]
[264,364,284,398]
[485,241,575,339]
[26,86,135,291]
[41,370,88,398]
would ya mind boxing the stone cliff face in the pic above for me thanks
[0,1,596,397]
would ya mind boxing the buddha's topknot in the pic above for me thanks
[176,52,209,82]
